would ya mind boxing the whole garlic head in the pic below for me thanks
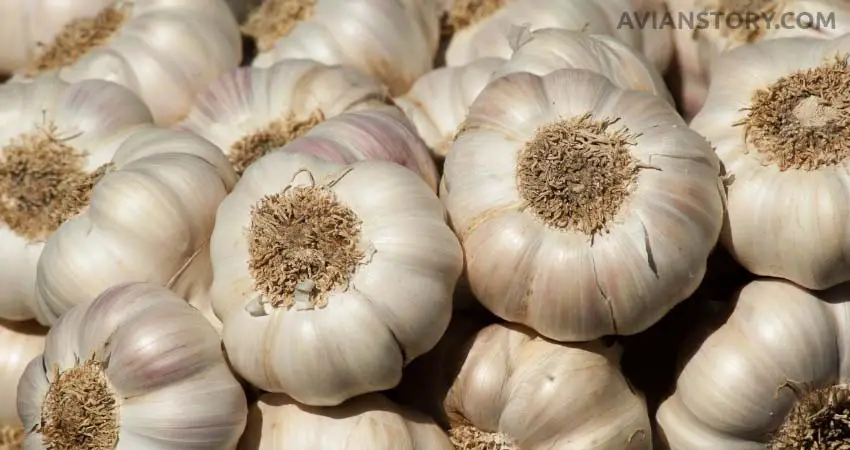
[239,392,453,449]
[0,320,45,449]
[247,0,440,96]
[2,0,242,125]
[34,127,238,325]
[691,35,850,290]
[0,75,153,322]
[442,69,724,341]
[210,152,463,406]
[17,282,248,449]
[657,278,850,449]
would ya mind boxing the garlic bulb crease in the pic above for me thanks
[210,151,463,406]
[657,278,850,449]
[690,34,850,289]
[239,392,453,449]
[442,69,724,341]
[1,0,242,125]
[246,0,441,96]
[0,320,45,450]
[17,282,248,449]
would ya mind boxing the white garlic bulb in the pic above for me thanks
[239,392,453,449]
[0,75,154,322]
[33,127,238,325]
[690,35,850,290]
[442,69,724,341]
[0,320,45,449]
[17,282,248,449]
[1,0,242,125]
[210,151,463,406]
[657,278,850,449]
[247,0,440,96]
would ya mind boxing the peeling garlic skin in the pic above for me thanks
[210,152,463,406]
[442,69,723,341]
[17,283,248,449]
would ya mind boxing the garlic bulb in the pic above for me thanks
[246,0,440,96]
[33,127,238,325]
[239,392,453,449]
[17,282,247,449]
[0,75,154,322]
[691,35,850,290]
[442,69,723,341]
[397,320,652,449]
[210,151,463,406]
[657,278,850,449]
[1,0,241,125]
[394,57,505,159]
[0,320,45,449]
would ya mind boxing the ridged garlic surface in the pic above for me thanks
[247,0,440,96]
[17,283,248,449]
[657,278,850,449]
[1,0,241,125]
[0,76,153,322]
[397,320,652,449]
[33,127,238,325]
[0,320,45,449]
[239,392,453,449]
[210,152,463,406]
[691,35,850,289]
[442,69,723,341]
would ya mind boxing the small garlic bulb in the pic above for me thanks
[246,0,440,96]
[442,69,723,341]
[239,392,453,449]
[691,35,850,290]
[1,0,242,125]
[17,282,248,449]
[210,152,463,406]
[0,75,154,322]
[0,320,45,449]
[657,278,850,449]
[34,127,238,325]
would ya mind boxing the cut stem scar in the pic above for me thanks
[448,0,506,31]
[515,113,644,236]
[449,425,519,450]
[229,110,325,176]
[0,424,24,449]
[242,0,317,52]
[769,383,850,449]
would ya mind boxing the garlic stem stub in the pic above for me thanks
[0,320,46,450]
[657,278,850,449]
[442,69,724,342]
[209,152,463,406]
[247,0,440,96]
[16,282,248,449]
[691,34,850,289]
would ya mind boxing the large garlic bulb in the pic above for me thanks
[239,392,453,449]
[396,320,652,449]
[442,69,723,341]
[657,278,850,449]
[691,35,850,290]
[246,0,440,96]
[33,127,237,325]
[0,0,241,125]
[0,320,45,449]
[17,283,247,449]
[210,152,463,406]
[0,75,153,322]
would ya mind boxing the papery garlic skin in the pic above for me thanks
[34,128,238,325]
[0,76,154,322]
[657,278,850,448]
[3,0,241,125]
[17,282,247,449]
[442,69,723,341]
[690,35,850,289]
[250,0,440,96]
[239,392,453,449]
[210,152,463,406]
[0,320,45,443]
[493,28,673,105]
[394,57,505,159]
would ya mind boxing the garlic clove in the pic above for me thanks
[0,320,45,448]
